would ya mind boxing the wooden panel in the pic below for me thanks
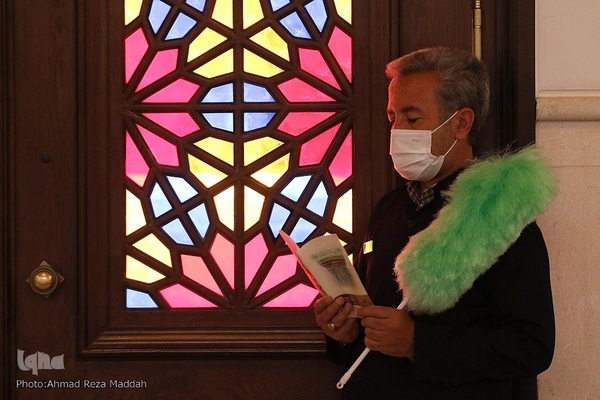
[399,0,473,53]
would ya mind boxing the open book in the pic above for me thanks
[280,231,373,317]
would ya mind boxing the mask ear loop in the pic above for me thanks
[336,297,410,389]
[431,110,460,135]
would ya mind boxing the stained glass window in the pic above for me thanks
[123,0,354,311]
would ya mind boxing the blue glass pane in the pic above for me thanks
[202,83,234,103]
[188,203,210,239]
[281,175,311,201]
[307,181,328,216]
[150,182,172,217]
[269,203,291,237]
[149,0,171,34]
[186,0,206,12]
[244,112,276,132]
[162,218,194,245]
[290,218,317,243]
[166,12,197,40]
[167,176,198,203]
[280,12,311,39]
[126,288,159,309]
[270,0,290,12]
[203,112,234,132]
[243,82,275,103]
[305,0,327,32]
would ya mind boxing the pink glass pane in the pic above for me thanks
[278,78,334,102]
[125,130,149,187]
[160,284,218,308]
[244,233,268,289]
[137,125,179,166]
[328,27,352,83]
[136,48,179,92]
[125,28,148,83]
[262,283,319,308]
[143,78,200,103]
[299,48,340,90]
[329,130,352,185]
[210,233,235,289]
[299,123,342,166]
[278,111,335,136]
[256,254,297,296]
[143,112,199,137]
[181,254,223,296]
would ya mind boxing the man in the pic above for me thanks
[313,47,556,399]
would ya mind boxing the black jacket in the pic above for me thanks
[334,172,555,400]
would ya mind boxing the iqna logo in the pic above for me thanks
[17,349,65,376]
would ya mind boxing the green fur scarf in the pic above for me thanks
[394,146,558,315]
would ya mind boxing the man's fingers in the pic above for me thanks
[313,296,334,314]
[356,305,394,318]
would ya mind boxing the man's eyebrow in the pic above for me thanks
[400,106,422,114]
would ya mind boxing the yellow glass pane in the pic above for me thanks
[194,137,234,166]
[244,186,265,230]
[251,154,289,188]
[244,137,283,166]
[215,186,235,230]
[244,49,283,78]
[250,27,290,61]
[193,49,234,78]
[124,0,143,25]
[332,189,352,233]
[188,28,227,62]
[243,0,264,29]
[189,154,228,188]
[133,234,173,268]
[212,0,233,28]
[334,0,352,24]
[126,189,146,235]
[126,256,166,284]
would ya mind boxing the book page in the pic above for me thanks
[280,231,372,316]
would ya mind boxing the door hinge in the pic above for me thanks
[473,0,482,59]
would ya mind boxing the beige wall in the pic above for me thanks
[536,0,600,399]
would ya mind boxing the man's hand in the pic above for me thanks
[314,296,359,344]
[356,305,415,358]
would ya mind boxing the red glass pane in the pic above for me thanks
[160,284,218,308]
[137,125,179,166]
[125,130,149,187]
[244,233,269,289]
[256,254,297,296]
[299,48,340,89]
[143,78,200,103]
[210,233,235,289]
[143,112,200,137]
[136,48,179,92]
[328,26,352,83]
[278,78,334,102]
[181,254,223,296]
[277,111,335,136]
[299,123,342,166]
[329,130,352,185]
[125,27,148,83]
[262,283,319,308]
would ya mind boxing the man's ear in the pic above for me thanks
[454,108,475,140]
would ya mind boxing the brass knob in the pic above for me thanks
[27,261,64,298]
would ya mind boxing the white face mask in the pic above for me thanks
[389,111,459,181]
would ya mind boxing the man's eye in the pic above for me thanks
[407,118,419,124]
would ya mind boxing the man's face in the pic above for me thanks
[386,71,456,157]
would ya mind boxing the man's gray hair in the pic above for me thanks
[386,47,490,141]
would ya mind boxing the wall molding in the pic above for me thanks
[537,94,600,122]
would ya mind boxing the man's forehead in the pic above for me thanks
[388,73,439,108]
